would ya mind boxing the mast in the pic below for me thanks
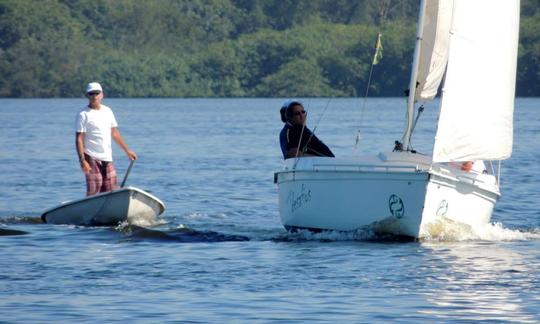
[401,0,427,151]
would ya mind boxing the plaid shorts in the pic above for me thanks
[84,155,119,196]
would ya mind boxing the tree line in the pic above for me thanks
[1,0,539,98]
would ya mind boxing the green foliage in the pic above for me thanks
[517,9,540,96]
[0,0,538,97]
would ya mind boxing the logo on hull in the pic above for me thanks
[389,194,404,218]
[436,200,448,216]
[287,184,312,213]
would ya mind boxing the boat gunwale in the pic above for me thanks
[275,165,500,197]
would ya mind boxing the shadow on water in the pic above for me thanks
[271,229,416,243]
[0,216,40,236]
[1,216,43,224]
[0,227,29,236]
[115,224,250,243]
[0,215,250,242]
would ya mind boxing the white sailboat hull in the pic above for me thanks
[275,155,499,238]
[41,186,166,226]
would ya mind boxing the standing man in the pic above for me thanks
[76,82,137,196]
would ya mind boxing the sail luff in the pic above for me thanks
[415,0,454,101]
[401,0,428,150]
[432,0,520,162]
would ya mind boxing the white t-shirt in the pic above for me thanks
[75,104,118,162]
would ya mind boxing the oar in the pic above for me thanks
[120,159,135,187]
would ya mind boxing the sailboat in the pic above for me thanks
[274,0,520,238]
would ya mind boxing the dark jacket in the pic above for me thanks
[279,123,334,159]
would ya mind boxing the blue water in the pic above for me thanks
[1,98,539,322]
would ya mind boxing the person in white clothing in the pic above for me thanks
[461,160,487,174]
[75,82,137,196]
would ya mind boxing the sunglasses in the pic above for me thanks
[87,91,101,96]
[294,110,306,116]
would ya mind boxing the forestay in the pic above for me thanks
[432,0,520,162]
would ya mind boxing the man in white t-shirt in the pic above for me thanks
[75,82,137,196]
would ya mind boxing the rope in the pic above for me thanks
[292,100,311,169]
[355,32,382,152]
[292,99,334,169]
[294,122,307,159]
[497,160,501,185]
[354,0,388,150]
[302,96,333,153]
[407,105,425,152]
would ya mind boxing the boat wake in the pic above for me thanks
[128,215,167,227]
[421,218,540,242]
[271,219,540,243]
[2,214,538,243]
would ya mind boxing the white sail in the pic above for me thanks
[432,0,520,162]
[415,0,454,101]
[403,0,453,149]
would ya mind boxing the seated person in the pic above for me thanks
[461,161,488,174]
[279,100,334,159]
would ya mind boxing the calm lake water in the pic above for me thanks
[1,98,539,322]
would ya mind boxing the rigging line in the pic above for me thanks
[293,100,311,169]
[355,61,376,148]
[304,96,333,149]
[294,123,307,159]
[355,2,389,151]
[497,160,501,185]
[407,104,425,151]
[312,96,333,134]
[355,33,381,150]
[488,161,497,183]
[292,98,332,170]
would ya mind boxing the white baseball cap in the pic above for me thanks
[85,82,103,94]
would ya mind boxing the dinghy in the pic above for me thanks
[41,186,165,226]
[275,0,520,238]
[42,160,165,226]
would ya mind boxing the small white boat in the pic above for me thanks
[275,0,520,238]
[41,186,165,226]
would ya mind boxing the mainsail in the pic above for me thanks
[415,0,454,101]
[432,0,520,162]
[402,0,453,149]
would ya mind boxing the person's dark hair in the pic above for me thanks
[285,101,303,120]
[280,100,304,123]
[280,107,287,123]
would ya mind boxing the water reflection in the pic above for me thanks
[420,242,538,322]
